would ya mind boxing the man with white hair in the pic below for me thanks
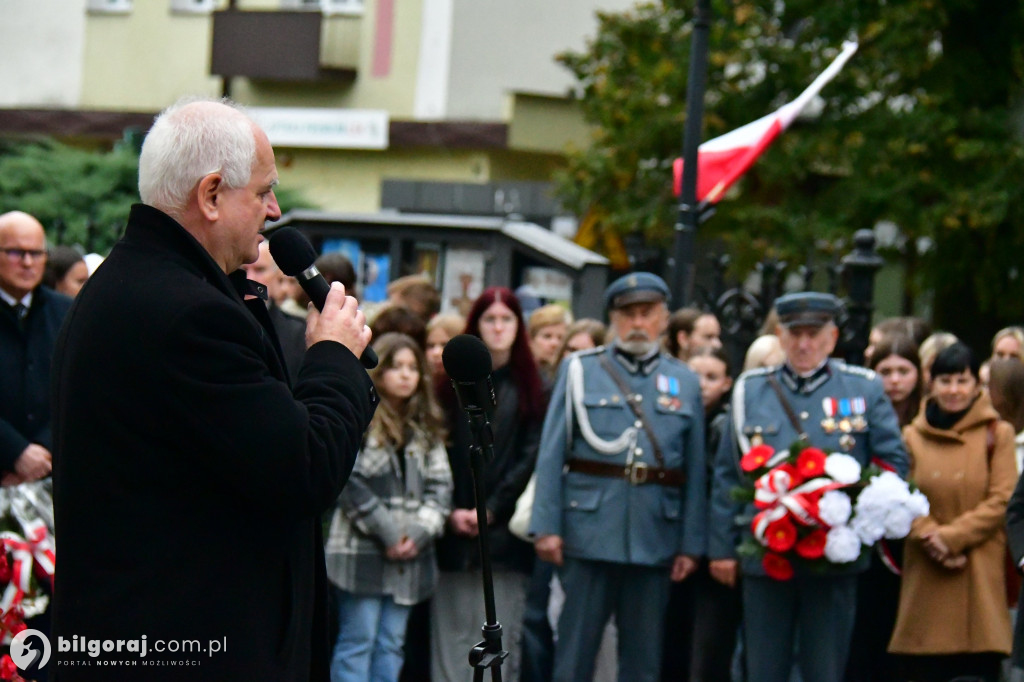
[52,98,377,681]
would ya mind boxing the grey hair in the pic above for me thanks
[138,97,257,220]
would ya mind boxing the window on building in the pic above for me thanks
[170,0,219,13]
[87,0,132,13]
[282,0,364,15]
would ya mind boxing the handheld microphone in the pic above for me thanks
[268,227,378,370]
[441,334,496,417]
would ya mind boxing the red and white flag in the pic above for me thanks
[674,41,858,204]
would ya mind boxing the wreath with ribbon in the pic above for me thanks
[734,440,928,580]
[0,480,55,682]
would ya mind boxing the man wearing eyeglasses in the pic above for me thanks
[0,210,70,487]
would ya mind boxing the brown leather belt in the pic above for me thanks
[565,458,685,487]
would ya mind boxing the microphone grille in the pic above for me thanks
[442,334,492,382]
[268,227,318,276]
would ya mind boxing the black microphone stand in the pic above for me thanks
[462,408,508,682]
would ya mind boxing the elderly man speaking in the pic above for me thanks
[51,98,377,681]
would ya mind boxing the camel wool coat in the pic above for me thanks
[889,392,1015,655]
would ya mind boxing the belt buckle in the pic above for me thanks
[628,462,649,485]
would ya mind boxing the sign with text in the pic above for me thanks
[248,108,389,149]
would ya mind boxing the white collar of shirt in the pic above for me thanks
[0,288,31,310]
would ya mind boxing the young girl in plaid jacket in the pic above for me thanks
[325,332,453,682]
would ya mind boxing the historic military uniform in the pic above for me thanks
[530,273,706,682]
[707,292,908,682]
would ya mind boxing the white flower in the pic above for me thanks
[824,454,862,484]
[852,514,886,545]
[818,490,853,527]
[905,490,930,517]
[883,505,915,539]
[824,525,862,563]
[858,471,910,508]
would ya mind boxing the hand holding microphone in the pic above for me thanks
[268,227,378,369]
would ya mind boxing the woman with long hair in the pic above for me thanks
[869,335,924,429]
[846,335,924,682]
[325,333,453,682]
[431,286,545,682]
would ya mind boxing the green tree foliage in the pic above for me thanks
[554,0,1024,344]
[0,140,138,254]
[0,138,315,255]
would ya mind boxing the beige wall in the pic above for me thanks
[1,0,87,107]
[80,2,222,109]
[507,93,589,154]
[277,146,493,211]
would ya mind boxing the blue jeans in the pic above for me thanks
[331,587,412,682]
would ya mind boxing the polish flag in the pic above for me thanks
[674,41,859,204]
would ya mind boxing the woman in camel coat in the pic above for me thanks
[889,342,1016,682]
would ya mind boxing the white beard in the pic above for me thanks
[617,338,658,356]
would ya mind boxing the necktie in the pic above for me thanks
[13,303,27,331]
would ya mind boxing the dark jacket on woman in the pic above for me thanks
[51,204,378,681]
[437,363,541,573]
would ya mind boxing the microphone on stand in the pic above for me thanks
[268,227,378,370]
[441,334,496,418]
[439,333,507,680]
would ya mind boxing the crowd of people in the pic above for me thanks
[3,96,1024,682]
[239,243,1024,682]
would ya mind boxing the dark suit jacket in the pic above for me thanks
[0,285,72,471]
[51,204,377,681]
[269,302,308,383]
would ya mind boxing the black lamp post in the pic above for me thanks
[839,229,884,365]
[668,0,712,306]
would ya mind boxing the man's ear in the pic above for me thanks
[196,173,223,222]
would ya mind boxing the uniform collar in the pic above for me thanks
[780,360,831,394]
[610,342,661,375]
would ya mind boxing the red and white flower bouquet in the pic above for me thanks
[0,480,55,682]
[736,441,928,580]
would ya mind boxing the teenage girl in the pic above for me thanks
[325,332,453,682]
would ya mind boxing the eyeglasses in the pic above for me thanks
[0,248,47,263]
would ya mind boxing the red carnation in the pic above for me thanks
[796,448,827,479]
[762,552,794,581]
[765,517,798,553]
[0,554,10,584]
[741,444,775,472]
[0,654,16,680]
[795,528,828,559]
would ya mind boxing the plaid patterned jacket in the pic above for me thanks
[325,428,453,605]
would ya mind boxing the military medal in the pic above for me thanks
[837,398,853,433]
[656,374,682,411]
[821,398,838,434]
[750,426,764,447]
[850,396,867,431]
[839,433,856,451]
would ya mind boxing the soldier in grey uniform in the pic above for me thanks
[529,272,706,682]
[707,292,908,682]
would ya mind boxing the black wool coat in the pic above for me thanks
[0,285,72,471]
[50,204,377,681]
